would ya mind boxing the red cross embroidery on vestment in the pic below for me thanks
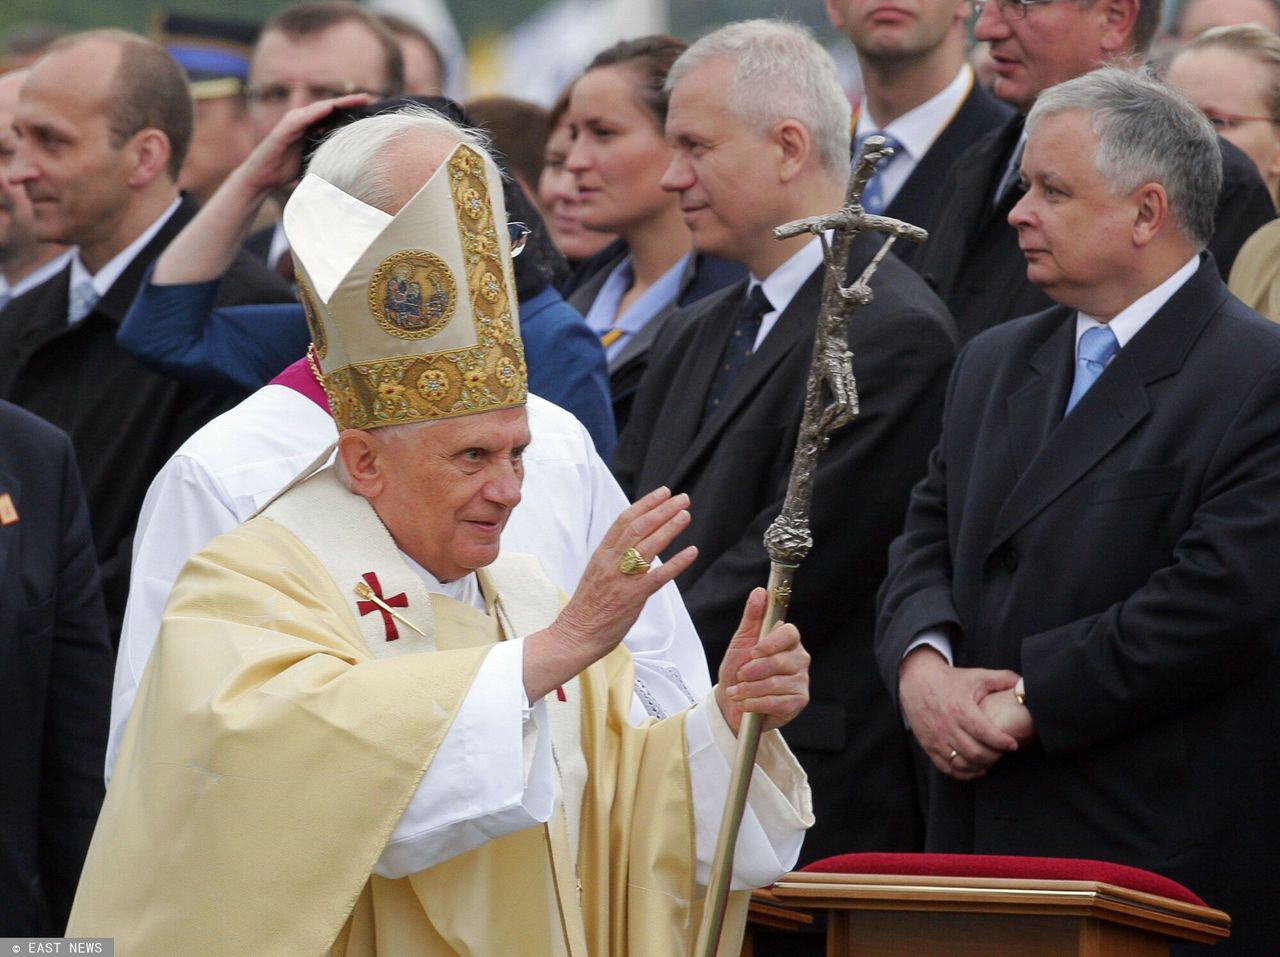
[356,571,411,641]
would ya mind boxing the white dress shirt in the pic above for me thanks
[66,197,181,323]
[854,65,974,212]
[751,235,828,349]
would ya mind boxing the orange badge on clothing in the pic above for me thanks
[0,492,17,525]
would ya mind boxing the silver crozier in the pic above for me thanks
[693,135,928,957]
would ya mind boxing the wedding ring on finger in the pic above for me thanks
[947,748,960,763]
[619,547,651,576]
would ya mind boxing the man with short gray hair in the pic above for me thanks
[617,17,957,870]
[879,67,1280,954]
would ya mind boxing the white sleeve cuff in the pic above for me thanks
[373,638,555,878]
[686,691,813,890]
[904,629,954,665]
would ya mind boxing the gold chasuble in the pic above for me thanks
[69,468,746,956]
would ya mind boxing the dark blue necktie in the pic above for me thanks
[1064,324,1119,415]
[702,284,772,423]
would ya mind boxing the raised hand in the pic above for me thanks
[524,487,697,701]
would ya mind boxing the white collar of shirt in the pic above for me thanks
[855,65,974,212]
[268,221,290,270]
[401,550,485,612]
[68,196,182,322]
[856,64,974,165]
[3,248,76,303]
[751,235,827,350]
[1074,254,1201,353]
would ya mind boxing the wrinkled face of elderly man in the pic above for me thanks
[339,407,530,582]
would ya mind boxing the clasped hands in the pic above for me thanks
[527,487,809,735]
[898,647,1035,780]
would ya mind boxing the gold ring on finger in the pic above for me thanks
[619,547,651,576]
[947,748,960,763]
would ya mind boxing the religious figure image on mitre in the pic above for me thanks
[381,258,453,334]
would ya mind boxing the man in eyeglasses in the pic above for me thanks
[242,1,405,273]
[914,0,1276,342]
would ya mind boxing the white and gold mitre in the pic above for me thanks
[283,143,527,430]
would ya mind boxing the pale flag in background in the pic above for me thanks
[469,0,668,105]
[365,0,468,98]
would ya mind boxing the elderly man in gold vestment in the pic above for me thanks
[67,106,813,956]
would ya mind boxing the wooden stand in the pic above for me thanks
[742,893,813,957]
[764,871,1230,957]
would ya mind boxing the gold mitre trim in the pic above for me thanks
[284,143,527,431]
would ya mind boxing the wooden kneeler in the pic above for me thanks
[759,852,1230,957]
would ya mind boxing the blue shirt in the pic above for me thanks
[583,253,691,362]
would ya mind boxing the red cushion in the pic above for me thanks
[801,852,1205,906]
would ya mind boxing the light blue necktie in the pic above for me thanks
[67,278,100,325]
[855,131,902,215]
[1064,324,1119,415]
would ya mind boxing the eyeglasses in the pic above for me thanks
[245,81,389,107]
[1205,111,1280,132]
[508,222,531,258]
[973,0,1064,19]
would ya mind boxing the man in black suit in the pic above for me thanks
[616,19,957,869]
[1,30,291,638]
[878,68,1280,954]
[825,0,1012,268]
[916,0,1275,342]
[0,401,112,934]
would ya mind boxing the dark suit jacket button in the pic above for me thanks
[1002,548,1019,572]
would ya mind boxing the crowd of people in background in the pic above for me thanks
[1,0,1279,953]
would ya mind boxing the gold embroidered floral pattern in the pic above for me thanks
[323,145,526,430]
[462,188,483,219]
[417,369,449,399]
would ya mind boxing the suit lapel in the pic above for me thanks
[644,281,746,488]
[989,259,1226,552]
[667,270,821,490]
[920,117,1021,296]
[609,298,670,373]
[95,194,196,323]
[5,194,195,361]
